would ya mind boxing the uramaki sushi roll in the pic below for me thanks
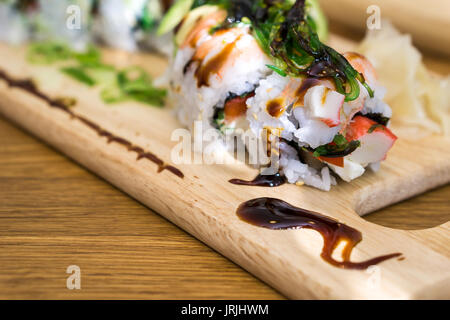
[162,0,397,191]
[0,0,94,50]
[92,0,174,54]
[0,0,37,45]
[0,0,174,53]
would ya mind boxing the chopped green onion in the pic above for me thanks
[61,67,96,87]
[312,137,361,158]
[266,65,287,77]
[333,134,347,146]
[102,67,167,106]
[27,42,166,107]
[368,124,384,133]
[27,42,73,64]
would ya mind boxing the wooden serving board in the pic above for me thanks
[0,42,449,299]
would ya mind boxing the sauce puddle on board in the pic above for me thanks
[0,70,184,178]
[229,173,286,187]
[237,197,402,270]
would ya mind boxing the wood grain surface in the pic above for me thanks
[0,116,283,299]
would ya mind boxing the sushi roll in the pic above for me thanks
[163,0,397,191]
[32,0,94,51]
[0,0,175,53]
[0,0,94,50]
[0,0,37,45]
[92,0,173,54]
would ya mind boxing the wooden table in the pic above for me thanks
[0,117,284,299]
[0,23,449,300]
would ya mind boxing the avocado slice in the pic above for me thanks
[157,0,194,36]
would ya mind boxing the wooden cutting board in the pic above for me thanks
[0,42,449,299]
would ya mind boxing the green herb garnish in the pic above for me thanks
[27,42,73,64]
[139,4,157,31]
[213,108,227,133]
[61,67,97,87]
[368,124,384,134]
[312,134,361,158]
[27,42,166,107]
[360,112,390,126]
[266,64,287,77]
[101,67,167,106]
[332,133,347,146]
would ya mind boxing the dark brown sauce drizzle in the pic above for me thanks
[0,70,184,179]
[229,173,286,187]
[237,198,402,270]
[266,97,285,118]
[195,40,237,87]
[295,78,321,106]
[186,35,242,87]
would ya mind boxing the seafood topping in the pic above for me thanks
[305,85,344,127]
[345,116,397,165]
[224,91,254,123]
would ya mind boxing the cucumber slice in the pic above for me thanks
[174,5,221,47]
[157,0,194,36]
